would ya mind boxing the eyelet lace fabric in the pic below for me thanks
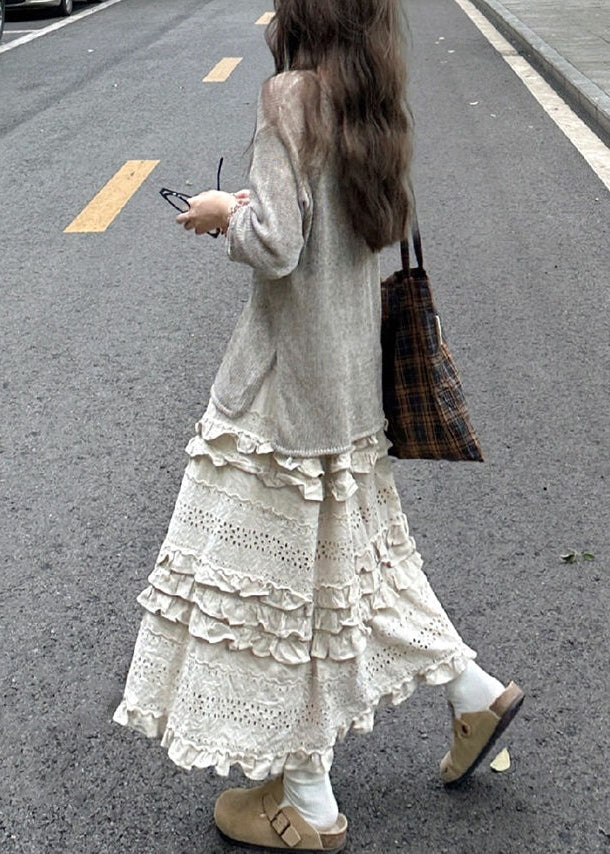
[113,399,475,779]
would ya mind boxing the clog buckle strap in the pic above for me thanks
[263,790,303,848]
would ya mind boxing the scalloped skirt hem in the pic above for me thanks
[112,647,474,779]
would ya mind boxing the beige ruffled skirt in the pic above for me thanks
[113,391,475,779]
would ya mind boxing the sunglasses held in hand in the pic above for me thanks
[160,157,224,238]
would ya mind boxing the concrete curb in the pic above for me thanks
[468,0,610,146]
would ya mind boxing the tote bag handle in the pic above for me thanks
[399,201,424,273]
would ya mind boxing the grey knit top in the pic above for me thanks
[211,71,384,456]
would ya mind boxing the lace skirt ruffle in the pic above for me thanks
[113,401,475,778]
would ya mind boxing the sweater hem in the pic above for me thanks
[209,387,386,458]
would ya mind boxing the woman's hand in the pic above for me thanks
[176,190,237,235]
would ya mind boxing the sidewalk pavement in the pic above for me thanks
[469,0,610,145]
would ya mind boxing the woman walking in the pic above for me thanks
[113,1,523,850]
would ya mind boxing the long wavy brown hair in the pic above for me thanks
[265,0,413,252]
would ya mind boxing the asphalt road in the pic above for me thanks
[2,2,95,44]
[1,0,609,852]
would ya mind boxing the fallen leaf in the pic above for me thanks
[560,550,578,564]
[582,552,595,561]
[490,748,511,772]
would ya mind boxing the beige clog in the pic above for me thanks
[214,776,348,852]
[440,680,525,785]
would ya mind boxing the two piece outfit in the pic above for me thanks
[113,72,518,850]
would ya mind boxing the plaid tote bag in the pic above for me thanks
[380,220,484,461]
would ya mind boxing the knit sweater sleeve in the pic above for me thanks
[226,78,310,280]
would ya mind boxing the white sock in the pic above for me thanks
[280,768,339,832]
[445,660,505,718]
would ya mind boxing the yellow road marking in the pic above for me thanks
[203,57,243,83]
[64,160,159,233]
[256,12,274,25]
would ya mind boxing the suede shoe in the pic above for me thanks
[440,680,524,785]
[214,776,348,852]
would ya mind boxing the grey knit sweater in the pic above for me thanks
[211,71,384,456]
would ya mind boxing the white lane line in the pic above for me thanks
[0,0,126,54]
[453,0,610,194]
